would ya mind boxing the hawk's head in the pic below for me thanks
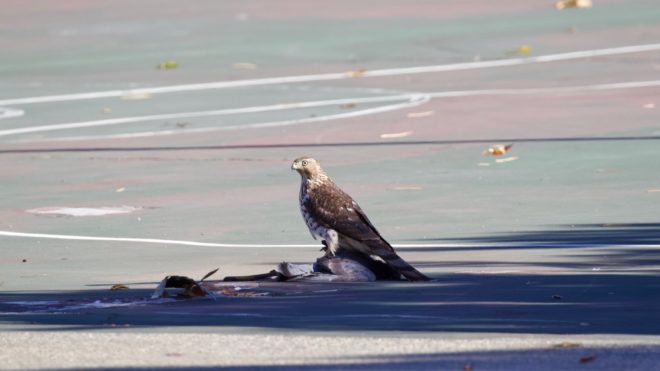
[291,157,325,179]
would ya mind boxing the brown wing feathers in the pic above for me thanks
[308,179,430,281]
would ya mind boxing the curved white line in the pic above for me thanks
[0,230,658,249]
[11,78,659,142]
[1,43,659,106]
[0,93,428,138]
[0,107,25,119]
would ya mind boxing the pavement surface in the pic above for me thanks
[1,0,660,369]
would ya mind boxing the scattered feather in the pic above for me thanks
[407,110,434,118]
[495,156,518,163]
[115,187,125,193]
[380,131,413,139]
[200,268,219,282]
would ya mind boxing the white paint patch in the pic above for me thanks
[0,107,24,119]
[26,206,142,217]
[1,230,659,249]
[1,43,660,106]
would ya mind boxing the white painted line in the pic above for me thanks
[426,80,660,98]
[26,206,142,217]
[11,78,660,142]
[0,230,314,248]
[0,107,24,119]
[1,230,658,249]
[2,42,660,106]
[1,93,430,139]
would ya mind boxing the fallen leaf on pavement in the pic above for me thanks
[110,284,129,290]
[157,60,178,69]
[484,144,513,156]
[346,68,367,77]
[556,0,593,10]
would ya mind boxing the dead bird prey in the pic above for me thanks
[291,157,430,281]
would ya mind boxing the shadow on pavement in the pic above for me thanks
[2,223,659,335]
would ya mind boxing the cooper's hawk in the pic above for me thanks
[292,157,430,281]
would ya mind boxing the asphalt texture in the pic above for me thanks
[1,0,660,369]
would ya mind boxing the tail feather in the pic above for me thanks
[380,252,431,281]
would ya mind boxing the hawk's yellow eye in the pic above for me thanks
[302,160,308,166]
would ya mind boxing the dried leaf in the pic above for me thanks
[200,268,219,282]
[556,0,593,10]
[232,62,257,70]
[380,131,413,139]
[340,103,356,109]
[176,122,191,128]
[647,189,660,193]
[110,284,129,290]
[407,110,434,118]
[579,355,596,364]
[516,45,532,55]
[346,68,367,78]
[483,144,513,156]
[157,60,178,69]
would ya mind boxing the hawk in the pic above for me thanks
[292,157,430,281]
